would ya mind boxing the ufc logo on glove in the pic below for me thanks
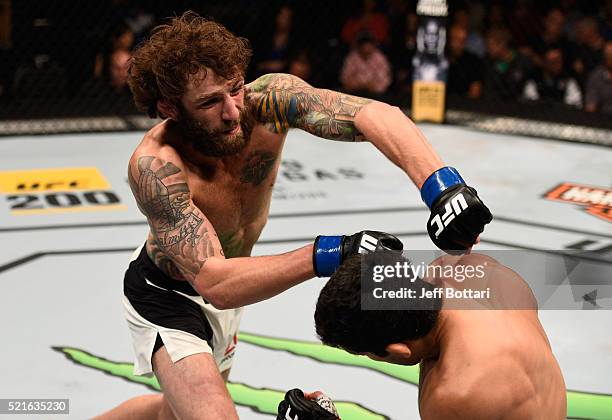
[421,167,492,253]
[358,233,379,252]
[284,406,299,420]
[430,193,469,238]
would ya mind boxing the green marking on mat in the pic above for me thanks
[566,390,612,420]
[54,346,161,390]
[228,382,388,419]
[238,332,612,420]
[53,335,612,420]
[52,346,389,419]
[238,332,420,384]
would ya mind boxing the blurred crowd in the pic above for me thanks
[1,0,611,117]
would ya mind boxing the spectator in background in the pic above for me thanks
[389,11,418,98]
[447,24,484,99]
[526,8,574,71]
[340,31,391,96]
[94,24,134,80]
[288,50,312,83]
[523,48,582,107]
[572,17,605,86]
[254,5,295,76]
[341,0,389,46]
[585,41,612,114]
[78,24,135,112]
[109,49,131,95]
[506,0,542,49]
[483,27,533,100]
[453,9,486,58]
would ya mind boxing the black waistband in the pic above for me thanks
[137,244,200,297]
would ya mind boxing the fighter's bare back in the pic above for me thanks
[418,255,567,419]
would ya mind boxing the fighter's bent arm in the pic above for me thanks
[128,152,314,309]
[248,73,444,188]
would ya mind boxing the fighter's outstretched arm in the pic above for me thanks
[248,73,492,253]
[247,73,443,187]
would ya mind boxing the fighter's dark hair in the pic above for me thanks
[315,253,441,356]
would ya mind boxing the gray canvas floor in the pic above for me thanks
[0,124,611,419]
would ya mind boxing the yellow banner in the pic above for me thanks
[411,81,446,123]
[0,167,110,193]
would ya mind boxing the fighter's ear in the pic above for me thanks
[385,342,412,360]
[157,100,178,120]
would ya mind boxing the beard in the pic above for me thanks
[175,104,255,157]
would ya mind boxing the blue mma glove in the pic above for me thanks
[313,230,403,277]
[421,167,492,253]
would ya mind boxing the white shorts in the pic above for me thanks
[123,245,243,376]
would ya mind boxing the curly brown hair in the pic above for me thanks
[128,11,252,118]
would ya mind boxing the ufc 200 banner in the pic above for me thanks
[412,0,448,123]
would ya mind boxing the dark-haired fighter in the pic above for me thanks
[97,10,491,420]
[279,252,566,419]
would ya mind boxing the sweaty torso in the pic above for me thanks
[139,115,286,273]
[418,257,567,419]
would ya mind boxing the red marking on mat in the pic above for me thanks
[544,183,612,223]
[586,205,612,223]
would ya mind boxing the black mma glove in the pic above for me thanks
[277,389,339,420]
[421,167,492,253]
[313,230,403,277]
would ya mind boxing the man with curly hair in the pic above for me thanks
[97,11,491,419]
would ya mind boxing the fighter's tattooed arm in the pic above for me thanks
[246,73,372,141]
[128,154,223,281]
[248,73,446,188]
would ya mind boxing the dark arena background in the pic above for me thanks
[0,0,611,419]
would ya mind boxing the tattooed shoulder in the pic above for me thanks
[128,154,220,279]
[129,156,188,227]
[246,74,299,133]
[247,73,372,141]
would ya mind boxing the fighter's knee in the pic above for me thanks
[156,395,178,420]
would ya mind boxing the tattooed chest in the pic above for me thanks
[239,149,279,187]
